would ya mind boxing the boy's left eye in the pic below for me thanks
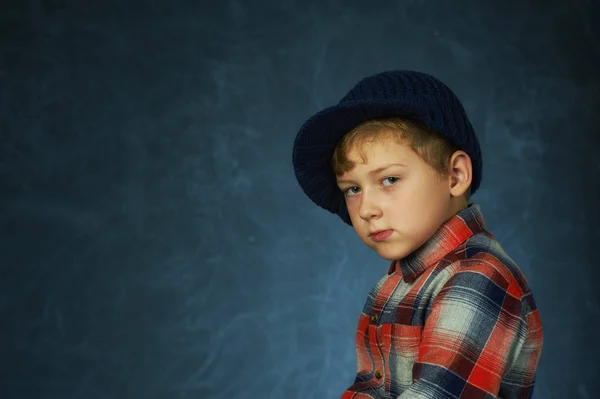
[382,177,399,186]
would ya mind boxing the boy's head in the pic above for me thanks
[331,117,473,260]
[292,70,482,247]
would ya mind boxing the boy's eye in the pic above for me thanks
[382,177,399,186]
[343,177,399,196]
[344,187,360,196]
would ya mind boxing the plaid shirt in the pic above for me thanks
[341,204,543,399]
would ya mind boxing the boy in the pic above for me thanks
[292,71,543,398]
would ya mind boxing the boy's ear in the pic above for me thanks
[448,150,472,197]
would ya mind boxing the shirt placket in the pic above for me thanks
[367,274,399,391]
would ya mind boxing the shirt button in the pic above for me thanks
[370,313,378,323]
[375,370,383,379]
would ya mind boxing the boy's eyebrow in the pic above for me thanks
[336,163,407,184]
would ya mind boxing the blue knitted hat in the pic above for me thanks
[292,70,482,226]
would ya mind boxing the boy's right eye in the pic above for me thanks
[344,187,360,196]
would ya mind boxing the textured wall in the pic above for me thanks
[1,1,599,398]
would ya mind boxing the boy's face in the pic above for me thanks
[335,132,469,261]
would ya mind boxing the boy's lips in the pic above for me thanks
[369,229,393,241]
[369,229,389,236]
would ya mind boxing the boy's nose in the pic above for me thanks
[358,197,383,221]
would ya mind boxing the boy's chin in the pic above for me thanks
[373,245,413,261]
[377,253,397,261]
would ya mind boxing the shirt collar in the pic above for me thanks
[387,203,486,282]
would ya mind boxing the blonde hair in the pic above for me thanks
[331,117,472,200]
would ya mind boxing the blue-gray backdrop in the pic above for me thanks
[2,1,599,398]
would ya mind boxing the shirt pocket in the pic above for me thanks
[377,323,423,389]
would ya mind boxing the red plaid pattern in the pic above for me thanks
[341,204,543,398]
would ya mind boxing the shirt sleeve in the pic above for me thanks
[399,262,528,398]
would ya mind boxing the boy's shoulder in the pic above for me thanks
[443,231,534,299]
[390,204,536,305]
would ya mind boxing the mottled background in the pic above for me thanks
[1,1,599,398]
